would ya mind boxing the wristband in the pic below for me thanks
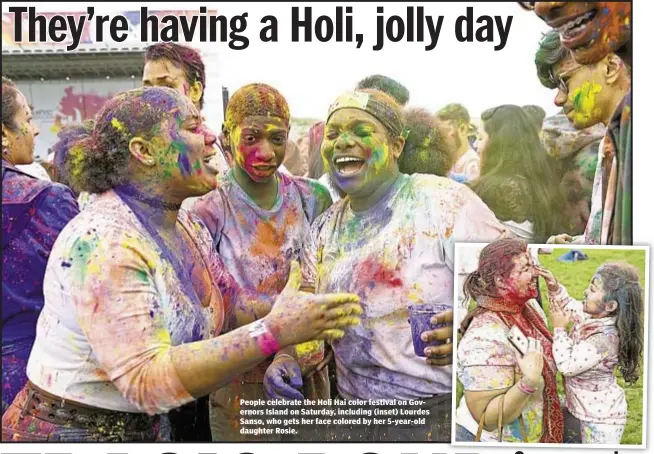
[517,378,537,395]
[249,319,280,356]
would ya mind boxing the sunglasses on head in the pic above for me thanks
[518,1,536,10]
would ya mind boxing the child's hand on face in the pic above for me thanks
[549,303,571,330]
[534,265,560,295]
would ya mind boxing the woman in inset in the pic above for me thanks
[1,87,362,441]
[2,77,80,415]
[468,105,566,243]
[456,238,563,443]
[537,262,644,444]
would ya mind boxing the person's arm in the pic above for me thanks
[535,267,587,324]
[552,330,607,377]
[71,228,361,415]
[462,340,544,431]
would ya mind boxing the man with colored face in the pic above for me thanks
[534,29,631,245]
[297,89,508,442]
[143,43,232,177]
[191,83,333,441]
[522,2,631,65]
[435,103,480,184]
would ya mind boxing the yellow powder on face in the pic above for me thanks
[570,81,604,125]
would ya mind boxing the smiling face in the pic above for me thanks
[321,108,400,198]
[497,252,538,301]
[2,92,39,165]
[143,59,202,110]
[144,96,217,199]
[533,2,631,64]
[230,116,288,183]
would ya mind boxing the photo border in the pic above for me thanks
[450,243,650,450]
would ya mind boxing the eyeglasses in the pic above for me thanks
[550,64,583,94]
[517,1,536,11]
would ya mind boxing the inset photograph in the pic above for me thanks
[452,240,648,448]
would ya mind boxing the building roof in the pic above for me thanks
[2,45,147,80]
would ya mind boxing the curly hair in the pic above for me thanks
[468,105,566,243]
[535,30,570,90]
[145,43,206,109]
[596,262,644,385]
[70,87,189,194]
[51,120,94,190]
[399,107,455,176]
[2,76,22,132]
[356,74,410,106]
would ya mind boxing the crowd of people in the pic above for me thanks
[1,1,635,444]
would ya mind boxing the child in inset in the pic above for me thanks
[536,262,644,444]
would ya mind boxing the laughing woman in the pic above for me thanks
[269,89,508,441]
[1,87,362,442]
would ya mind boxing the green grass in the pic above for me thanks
[455,247,646,444]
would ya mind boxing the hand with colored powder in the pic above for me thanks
[265,261,363,346]
[533,265,560,295]
[420,310,454,366]
[264,354,304,401]
[547,233,574,244]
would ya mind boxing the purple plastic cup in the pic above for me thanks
[408,304,450,357]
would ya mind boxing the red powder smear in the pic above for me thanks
[444,225,453,239]
[357,258,403,288]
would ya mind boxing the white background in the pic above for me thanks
[1,1,652,454]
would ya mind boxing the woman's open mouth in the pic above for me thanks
[334,156,366,176]
[555,10,598,47]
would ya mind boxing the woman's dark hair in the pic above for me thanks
[71,87,188,194]
[2,76,22,132]
[52,120,94,191]
[596,262,644,385]
[468,105,566,243]
[399,107,455,176]
[460,238,528,335]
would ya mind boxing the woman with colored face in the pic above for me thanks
[537,262,643,444]
[1,87,361,442]
[191,84,335,441]
[298,89,507,442]
[521,2,631,65]
[1,77,80,416]
[456,238,562,444]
